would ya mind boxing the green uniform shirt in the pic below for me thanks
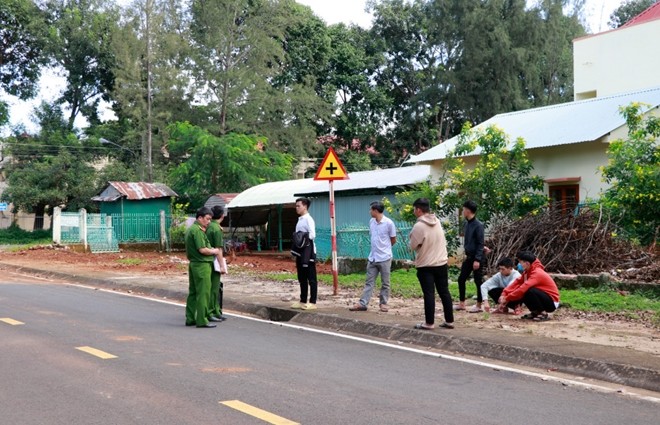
[206,220,224,250]
[185,222,214,263]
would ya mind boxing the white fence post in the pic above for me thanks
[79,208,87,250]
[160,210,167,251]
[52,207,62,244]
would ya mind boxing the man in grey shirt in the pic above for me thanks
[350,201,397,312]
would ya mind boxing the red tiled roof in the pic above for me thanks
[622,2,660,28]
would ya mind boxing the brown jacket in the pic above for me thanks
[409,213,448,268]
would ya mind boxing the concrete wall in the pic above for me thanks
[574,19,660,99]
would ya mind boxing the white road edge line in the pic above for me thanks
[66,281,660,404]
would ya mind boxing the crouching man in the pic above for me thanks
[499,251,560,321]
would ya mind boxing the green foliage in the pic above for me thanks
[1,103,100,226]
[0,0,49,99]
[168,202,190,245]
[385,126,546,255]
[439,124,548,225]
[0,224,51,245]
[167,122,294,207]
[599,103,660,246]
[45,0,118,129]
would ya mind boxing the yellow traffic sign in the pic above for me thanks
[314,147,349,180]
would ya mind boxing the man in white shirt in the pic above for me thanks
[481,257,521,313]
[291,197,318,310]
[350,201,397,312]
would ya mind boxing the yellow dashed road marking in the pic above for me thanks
[0,318,24,325]
[220,400,299,425]
[75,346,117,359]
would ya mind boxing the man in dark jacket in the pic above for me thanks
[290,197,317,310]
[454,200,486,313]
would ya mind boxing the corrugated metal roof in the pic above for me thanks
[622,2,660,28]
[227,165,432,209]
[227,178,318,208]
[92,181,178,202]
[407,87,660,163]
[204,193,239,209]
[297,165,431,195]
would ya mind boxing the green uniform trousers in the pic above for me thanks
[209,270,222,317]
[185,262,212,326]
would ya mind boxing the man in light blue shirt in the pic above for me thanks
[350,201,397,312]
[481,257,521,313]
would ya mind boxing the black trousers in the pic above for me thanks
[458,256,484,302]
[488,287,521,309]
[296,257,318,304]
[417,265,454,325]
[523,287,556,313]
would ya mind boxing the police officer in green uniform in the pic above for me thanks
[207,205,227,321]
[185,207,221,328]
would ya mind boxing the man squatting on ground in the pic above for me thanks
[455,200,486,313]
[480,257,521,314]
[185,207,222,328]
[290,197,318,310]
[409,198,454,330]
[350,201,397,313]
[499,251,561,321]
[206,205,227,322]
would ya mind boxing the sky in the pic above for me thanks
[2,0,629,134]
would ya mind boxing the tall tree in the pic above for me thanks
[45,0,117,129]
[0,0,48,100]
[167,122,294,207]
[111,0,195,182]
[1,103,99,228]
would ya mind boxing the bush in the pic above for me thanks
[0,224,51,245]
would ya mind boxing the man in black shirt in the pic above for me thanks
[454,200,486,313]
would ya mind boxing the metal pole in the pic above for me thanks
[330,180,339,295]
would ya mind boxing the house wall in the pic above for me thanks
[574,19,660,99]
[427,139,616,202]
[100,198,172,215]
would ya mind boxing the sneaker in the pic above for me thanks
[291,302,303,309]
[301,303,317,310]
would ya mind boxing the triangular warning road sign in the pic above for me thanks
[314,148,348,180]
[314,147,349,181]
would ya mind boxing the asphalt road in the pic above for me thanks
[1,277,658,425]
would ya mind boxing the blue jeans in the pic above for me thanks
[358,259,392,307]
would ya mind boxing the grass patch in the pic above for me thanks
[116,258,144,266]
[0,225,51,245]
[560,288,660,313]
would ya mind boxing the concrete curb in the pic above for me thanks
[5,263,660,393]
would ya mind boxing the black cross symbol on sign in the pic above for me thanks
[325,162,338,175]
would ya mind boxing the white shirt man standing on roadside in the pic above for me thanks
[350,201,397,313]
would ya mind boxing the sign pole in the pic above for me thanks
[313,147,349,297]
[329,180,339,295]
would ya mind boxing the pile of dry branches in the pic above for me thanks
[485,206,658,281]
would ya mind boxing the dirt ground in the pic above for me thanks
[2,246,659,357]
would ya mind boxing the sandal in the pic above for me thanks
[439,322,454,329]
[532,313,550,322]
[468,306,483,313]
[521,313,538,320]
[452,304,466,311]
[414,323,434,330]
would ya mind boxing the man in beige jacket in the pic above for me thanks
[409,198,454,330]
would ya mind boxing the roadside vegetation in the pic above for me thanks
[0,225,51,247]
[261,268,660,318]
